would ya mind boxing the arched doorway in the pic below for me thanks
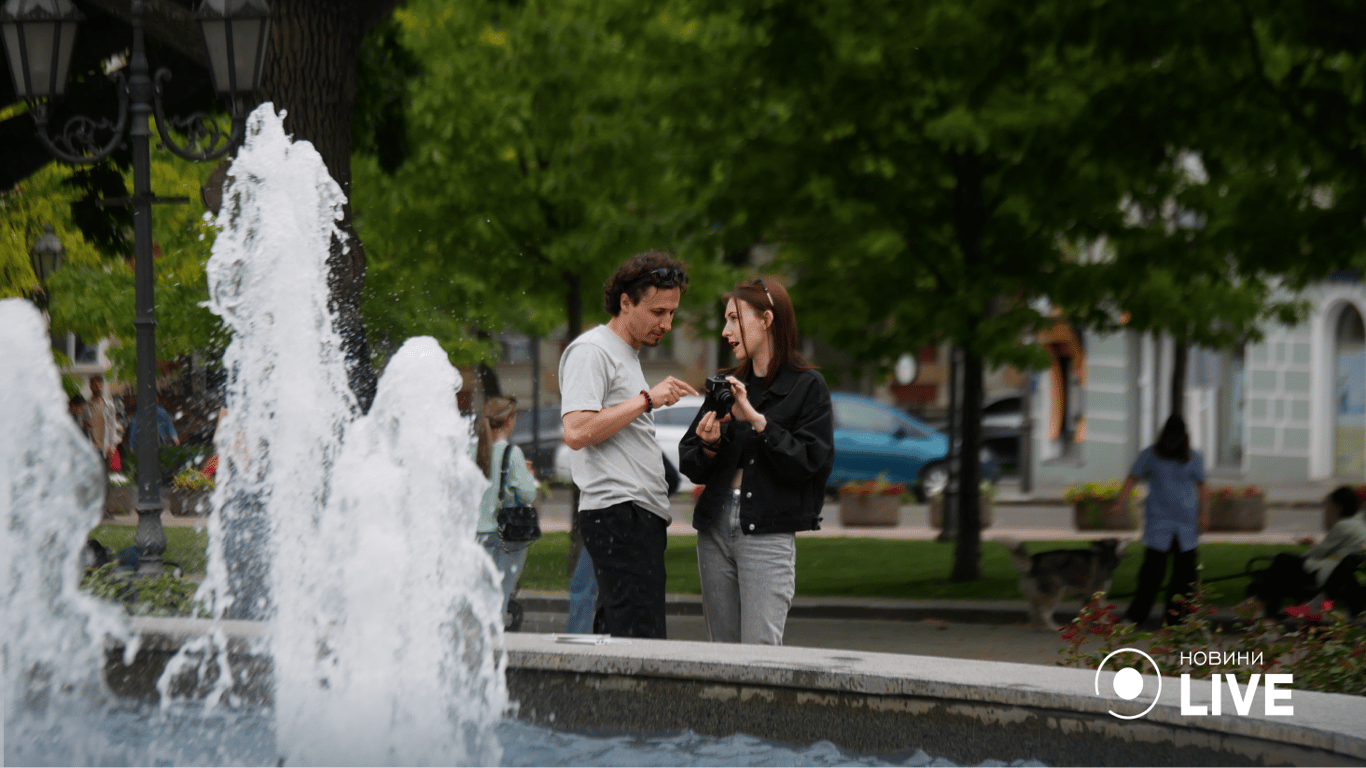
[1334,305,1366,476]
[1039,320,1086,456]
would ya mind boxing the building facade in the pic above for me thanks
[1033,279,1366,486]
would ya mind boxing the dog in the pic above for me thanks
[80,538,113,572]
[997,537,1127,631]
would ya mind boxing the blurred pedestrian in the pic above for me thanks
[1248,486,1366,618]
[475,396,538,628]
[559,251,698,639]
[679,277,834,645]
[87,375,120,468]
[69,394,90,437]
[1112,414,1209,626]
[129,392,180,448]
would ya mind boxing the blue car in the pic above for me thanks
[828,393,995,501]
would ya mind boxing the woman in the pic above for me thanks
[475,396,539,626]
[1112,414,1208,626]
[679,278,834,645]
[1250,486,1366,618]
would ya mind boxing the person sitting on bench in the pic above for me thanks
[1248,485,1366,618]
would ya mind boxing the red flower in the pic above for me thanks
[1284,604,1322,622]
[1321,599,1334,613]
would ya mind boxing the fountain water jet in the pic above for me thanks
[5,104,509,766]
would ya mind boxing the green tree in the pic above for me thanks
[664,0,1173,580]
[0,150,222,380]
[351,0,735,376]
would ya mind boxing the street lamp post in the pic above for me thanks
[2,0,271,575]
[28,223,63,310]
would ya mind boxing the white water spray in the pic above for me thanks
[1,300,132,765]
[4,103,506,766]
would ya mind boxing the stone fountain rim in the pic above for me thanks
[124,617,1366,761]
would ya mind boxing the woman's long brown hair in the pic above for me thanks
[722,277,814,387]
[476,396,517,477]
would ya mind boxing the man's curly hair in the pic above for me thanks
[602,251,688,316]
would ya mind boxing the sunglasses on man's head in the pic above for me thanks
[645,267,687,287]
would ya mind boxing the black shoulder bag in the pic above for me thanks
[496,445,541,550]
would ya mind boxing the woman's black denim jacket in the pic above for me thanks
[679,366,835,534]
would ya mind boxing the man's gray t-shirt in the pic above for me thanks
[559,325,670,521]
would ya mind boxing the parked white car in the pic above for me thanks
[554,395,704,495]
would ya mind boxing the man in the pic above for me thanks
[129,393,180,448]
[560,251,698,638]
[87,375,119,466]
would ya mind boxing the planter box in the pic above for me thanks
[838,494,901,527]
[1073,500,1139,531]
[105,484,135,517]
[169,490,211,517]
[1209,497,1266,532]
[928,496,995,529]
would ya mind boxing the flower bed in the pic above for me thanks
[1209,485,1266,532]
[837,479,906,527]
[1063,480,1139,530]
[105,473,135,517]
[169,468,214,517]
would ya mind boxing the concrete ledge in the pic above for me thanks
[504,634,1366,766]
[112,620,1366,766]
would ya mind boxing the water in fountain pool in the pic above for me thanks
[3,104,1041,768]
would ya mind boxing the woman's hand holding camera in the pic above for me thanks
[695,410,727,453]
[724,376,767,433]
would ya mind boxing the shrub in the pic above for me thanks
[1062,479,1124,504]
[1058,589,1366,696]
[1214,485,1265,500]
[171,467,214,492]
[839,477,909,497]
[80,563,209,618]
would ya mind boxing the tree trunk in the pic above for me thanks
[952,347,984,582]
[949,150,986,582]
[258,0,378,410]
[1170,336,1188,418]
[564,270,584,342]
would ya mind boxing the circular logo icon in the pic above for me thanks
[1095,647,1162,720]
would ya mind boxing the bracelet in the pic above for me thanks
[640,389,653,412]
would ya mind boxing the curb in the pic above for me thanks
[514,590,1249,632]
[993,498,1324,510]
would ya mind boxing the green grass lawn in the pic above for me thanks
[88,525,1290,606]
[521,533,1287,606]
[90,525,210,574]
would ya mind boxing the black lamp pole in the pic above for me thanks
[3,0,271,575]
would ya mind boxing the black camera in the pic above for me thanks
[703,374,735,416]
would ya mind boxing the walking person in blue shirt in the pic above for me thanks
[129,393,180,448]
[1112,414,1210,626]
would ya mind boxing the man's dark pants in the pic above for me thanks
[1126,539,1198,626]
[579,501,668,639]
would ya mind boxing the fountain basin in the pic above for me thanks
[110,618,1366,766]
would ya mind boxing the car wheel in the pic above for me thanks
[917,462,949,502]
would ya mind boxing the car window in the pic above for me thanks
[511,407,562,438]
[654,405,700,427]
[982,397,1020,417]
[894,414,928,440]
[832,399,896,434]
